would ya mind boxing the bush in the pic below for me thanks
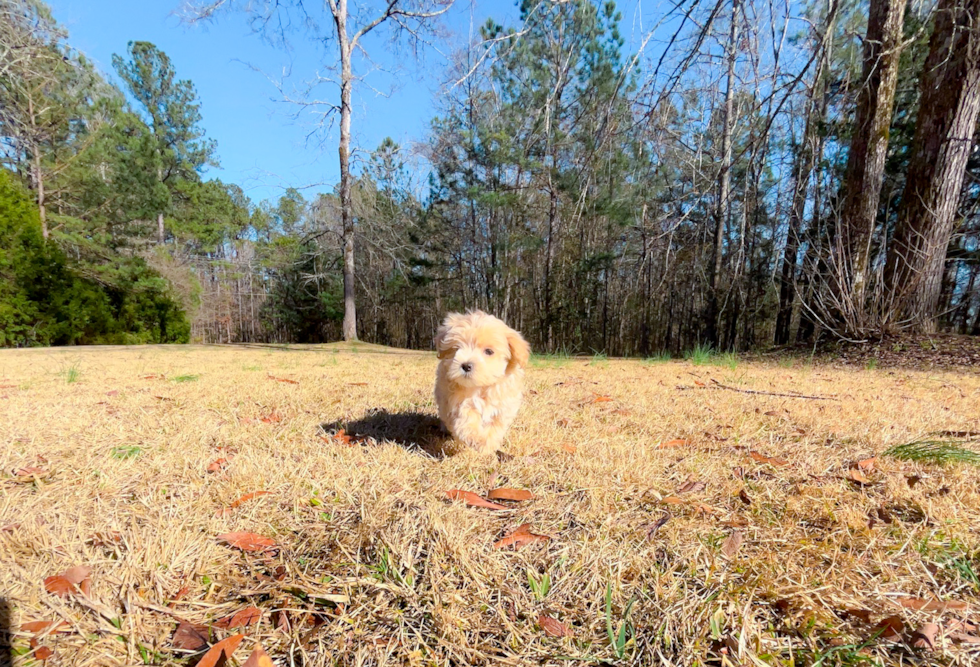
[0,170,189,346]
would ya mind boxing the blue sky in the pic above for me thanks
[46,0,663,205]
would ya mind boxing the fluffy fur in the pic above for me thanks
[433,311,531,455]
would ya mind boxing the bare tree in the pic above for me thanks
[883,0,980,331]
[184,0,453,341]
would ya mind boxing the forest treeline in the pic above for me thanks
[2,0,979,354]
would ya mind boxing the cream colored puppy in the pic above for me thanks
[433,311,531,455]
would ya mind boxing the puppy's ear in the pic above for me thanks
[506,328,531,373]
[434,319,457,360]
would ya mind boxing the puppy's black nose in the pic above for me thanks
[461,362,473,373]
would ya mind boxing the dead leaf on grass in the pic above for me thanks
[855,456,877,472]
[207,458,230,473]
[493,523,550,550]
[218,491,272,516]
[196,634,245,667]
[258,411,282,424]
[694,503,721,515]
[644,514,670,539]
[21,621,69,635]
[896,597,967,612]
[906,474,922,488]
[172,621,210,651]
[43,576,76,598]
[844,608,873,623]
[657,438,690,449]
[538,615,574,637]
[872,615,905,642]
[486,488,535,502]
[242,644,275,667]
[844,467,873,486]
[13,466,49,481]
[267,375,299,384]
[560,442,577,454]
[214,606,262,629]
[677,480,706,494]
[34,646,53,660]
[911,622,939,650]
[216,532,277,552]
[445,490,509,510]
[737,489,752,505]
[748,451,790,467]
[721,531,743,559]
[660,496,684,505]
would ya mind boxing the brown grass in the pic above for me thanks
[1,343,979,666]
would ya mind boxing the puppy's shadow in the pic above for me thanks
[321,409,452,458]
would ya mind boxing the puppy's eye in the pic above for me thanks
[484,348,494,356]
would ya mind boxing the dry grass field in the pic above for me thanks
[1,343,979,666]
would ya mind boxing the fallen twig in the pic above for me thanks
[707,378,838,400]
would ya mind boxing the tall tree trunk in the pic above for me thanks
[883,0,980,331]
[27,95,47,239]
[839,0,907,329]
[775,5,835,345]
[337,1,357,342]
[707,0,739,348]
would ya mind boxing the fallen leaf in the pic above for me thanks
[215,606,262,629]
[896,597,967,612]
[13,466,49,480]
[872,615,905,642]
[844,608,873,623]
[21,621,69,635]
[645,514,670,539]
[763,410,781,417]
[906,474,922,488]
[445,489,509,510]
[694,380,706,387]
[911,622,939,650]
[43,575,77,598]
[268,375,299,384]
[737,489,752,505]
[169,585,191,607]
[657,438,690,449]
[486,488,535,502]
[347,382,368,387]
[493,523,550,550]
[721,531,743,559]
[611,409,631,416]
[855,456,877,471]
[242,644,275,667]
[196,634,245,667]
[274,610,291,634]
[560,442,577,454]
[207,458,230,473]
[172,621,210,651]
[677,480,706,494]
[947,619,980,644]
[538,615,574,637]
[694,503,720,515]
[225,491,272,511]
[216,532,278,552]
[62,566,90,585]
[141,374,165,380]
[660,496,684,505]
[748,451,790,467]
[720,516,748,528]
[105,390,119,396]
[845,467,872,486]
[34,646,53,660]
[592,395,613,403]
[259,411,282,424]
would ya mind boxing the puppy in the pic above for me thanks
[433,311,531,455]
